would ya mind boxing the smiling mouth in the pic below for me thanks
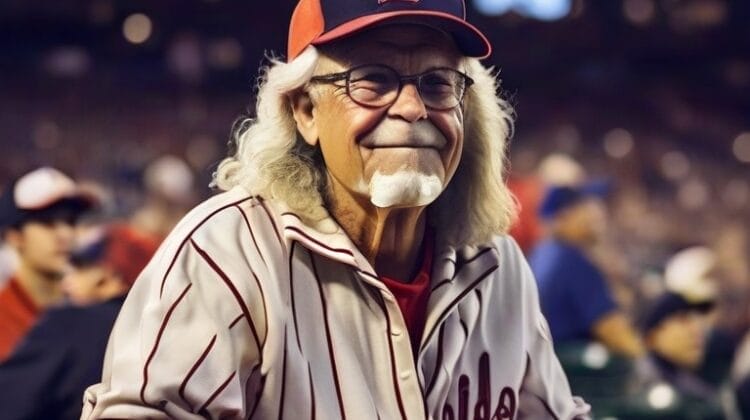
[362,144,439,149]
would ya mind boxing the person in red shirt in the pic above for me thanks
[0,167,95,360]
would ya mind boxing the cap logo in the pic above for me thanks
[378,0,420,5]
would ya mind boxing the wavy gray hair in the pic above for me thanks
[214,46,517,247]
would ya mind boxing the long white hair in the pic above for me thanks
[214,46,517,247]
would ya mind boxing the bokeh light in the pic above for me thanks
[515,0,572,21]
[733,132,750,163]
[603,128,635,159]
[648,383,676,409]
[122,13,153,44]
[623,0,656,26]
[581,343,609,369]
[678,178,710,211]
[554,124,582,153]
[207,38,243,70]
[473,0,571,20]
[721,179,749,210]
[167,35,204,83]
[42,47,91,78]
[660,151,691,180]
[473,0,514,16]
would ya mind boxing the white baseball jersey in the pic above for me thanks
[81,186,590,419]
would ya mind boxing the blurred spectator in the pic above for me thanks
[507,175,543,254]
[708,222,750,371]
[530,182,645,358]
[627,247,730,418]
[63,224,161,305]
[535,153,586,187]
[509,153,586,254]
[0,223,159,420]
[130,155,197,239]
[663,246,738,387]
[640,291,717,398]
[0,167,95,360]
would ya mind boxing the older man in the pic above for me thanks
[83,1,589,418]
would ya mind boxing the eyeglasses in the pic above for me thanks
[309,64,474,111]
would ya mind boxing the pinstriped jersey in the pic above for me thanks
[81,187,590,419]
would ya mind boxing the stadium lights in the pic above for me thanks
[472,0,572,21]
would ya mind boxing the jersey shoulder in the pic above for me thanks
[162,187,283,253]
[490,234,532,283]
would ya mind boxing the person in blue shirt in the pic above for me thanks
[529,183,645,358]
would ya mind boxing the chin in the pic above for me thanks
[368,171,443,208]
[676,354,702,370]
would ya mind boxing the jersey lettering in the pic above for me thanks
[442,352,517,420]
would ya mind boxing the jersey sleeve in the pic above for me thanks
[81,207,270,419]
[506,239,592,419]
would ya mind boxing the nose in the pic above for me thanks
[53,220,75,242]
[387,83,428,122]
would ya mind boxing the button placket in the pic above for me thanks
[381,290,425,418]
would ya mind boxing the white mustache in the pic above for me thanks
[359,121,447,149]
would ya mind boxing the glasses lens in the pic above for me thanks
[348,65,399,107]
[418,69,465,110]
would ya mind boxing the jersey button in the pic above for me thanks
[399,370,411,380]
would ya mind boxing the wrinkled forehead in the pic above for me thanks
[318,23,463,69]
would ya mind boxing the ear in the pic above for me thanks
[289,90,319,147]
[3,228,22,251]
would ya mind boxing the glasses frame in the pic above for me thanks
[309,64,474,111]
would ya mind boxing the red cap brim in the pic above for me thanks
[309,10,491,59]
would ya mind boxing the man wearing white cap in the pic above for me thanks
[82,0,589,418]
[0,167,95,360]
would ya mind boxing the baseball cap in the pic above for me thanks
[71,224,160,287]
[538,179,611,220]
[664,246,717,303]
[640,291,715,333]
[287,0,492,61]
[0,167,96,229]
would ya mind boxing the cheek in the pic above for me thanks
[317,100,387,184]
[25,230,51,254]
[431,111,464,175]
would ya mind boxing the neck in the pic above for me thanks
[16,261,64,309]
[553,226,591,248]
[327,180,427,281]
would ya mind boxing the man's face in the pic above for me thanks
[559,198,607,243]
[647,311,710,370]
[62,265,108,305]
[6,218,76,277]
[301,25,465,210]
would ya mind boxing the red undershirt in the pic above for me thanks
[0,277,40,361]
[379,231,433,358]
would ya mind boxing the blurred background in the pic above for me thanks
[0,0,748,418]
